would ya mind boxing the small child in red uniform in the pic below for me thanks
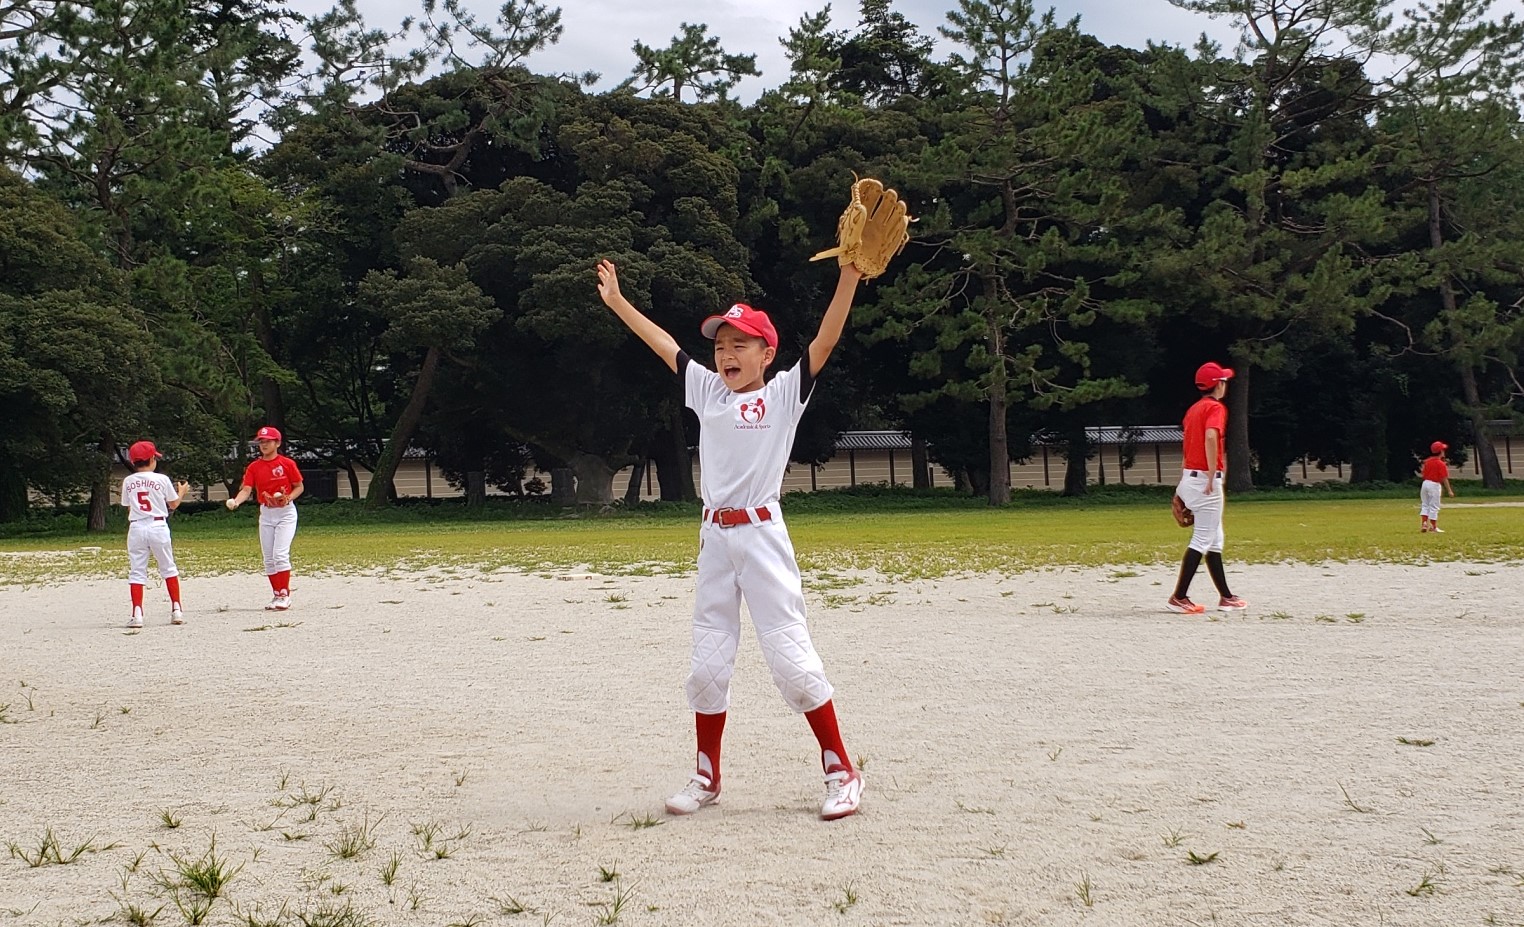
[225,426,304,609]
[1419,441,1455,532]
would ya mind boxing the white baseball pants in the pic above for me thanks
[127,521,179,584]
[258,504,299,574]
[1176,470,1226,554]
[685,509,835,715]
[1419,480,1442,519]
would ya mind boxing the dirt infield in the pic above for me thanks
[2,562,1521,926]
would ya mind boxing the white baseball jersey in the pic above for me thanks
[122,471,180,585]
[682,354,814,509]
[120,472,176,522]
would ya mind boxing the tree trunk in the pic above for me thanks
[570,453,617,506]
[87,434,113,532]
[653,404,696,501]
[344,462,360,500]
[1225,365,1253,493]
[623,460,646,506]
[1347,406,1387,484]
[911,436,930,489]
[1459,364,1505,488]
[1062,427,1088,497]
[964,465,989,498]
[466,470,487,507]
[1426,179,1504,488]
[986,314,1010,506]
[251,265,285,428]
[550,467,576,506]
[366,346,442,509]
[0,464,27,522]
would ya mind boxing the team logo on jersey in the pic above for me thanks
[738,397,766,424]
[272,465,285,478]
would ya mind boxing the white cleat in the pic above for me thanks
[170,606,186,625]
[820,768,863,821]
[127,608,144,630]
[265,595,291,611]
[664,775,719,815]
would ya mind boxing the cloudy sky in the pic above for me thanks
[520,0,1229,93]
[284,0,1245,97]
[281,0,1524,100]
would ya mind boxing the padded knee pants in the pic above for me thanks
[684,515,834,714]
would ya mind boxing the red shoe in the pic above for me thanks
[1166,596,1205,614]
[1218,596,1249,611]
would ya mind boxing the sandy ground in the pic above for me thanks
[2,560,1522,927]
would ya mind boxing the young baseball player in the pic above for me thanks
[595,258,865,821]
[1419,440,1456,532]
[1167,362,1249,614]
[121,440,189,628]
[225,426,303,610]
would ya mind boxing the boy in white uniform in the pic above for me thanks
[120,440,189,628]
[596,258,866,821]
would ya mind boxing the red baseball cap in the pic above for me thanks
[253,425,282,443]
[1195,361,1235,390]
[1431,441,1448,453]
[701,303,779,349]
[128,440,162,461]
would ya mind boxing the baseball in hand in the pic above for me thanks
[273,491,284,505]
[225,498,237,510]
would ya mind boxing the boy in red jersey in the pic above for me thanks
[225,426,304,610]
[1167,362,1248,614]
[1419,441,1455,532]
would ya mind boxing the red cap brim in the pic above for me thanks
[701,316,776,348]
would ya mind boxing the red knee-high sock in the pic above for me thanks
[276,570,291,595]
[805,700,852,773]
[130,583,144,610]
[165,576,181,607]
[268,572,282,593]
[695,711,725,788]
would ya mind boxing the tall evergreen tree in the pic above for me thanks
[868,1,1153,504]
[1162,0,1396,491]
[622,22,760,103]
[1371,0,1524,487]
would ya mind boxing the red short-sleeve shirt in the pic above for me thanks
[1421,455,1449,482]
[242,455,303,505]
[1182,396,1228,472]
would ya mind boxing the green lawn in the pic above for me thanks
[4,494,1521,585]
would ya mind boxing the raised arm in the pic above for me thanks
[597,260,680,373]
[807,264,864,378]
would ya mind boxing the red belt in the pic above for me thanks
[704,506,773,527]
[152,516,165,521]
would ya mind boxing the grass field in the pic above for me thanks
[3,492,1523,586]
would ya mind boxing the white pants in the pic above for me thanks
[258,504,298,574]
[1176,470,1226,554]
[126,521,178,584]
[1419,481,1442,519]
[686,508,835,715]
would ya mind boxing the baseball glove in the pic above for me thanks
[810,175,913,280]
[1172,493,1194,528]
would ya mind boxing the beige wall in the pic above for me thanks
[97,434,1524,504]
